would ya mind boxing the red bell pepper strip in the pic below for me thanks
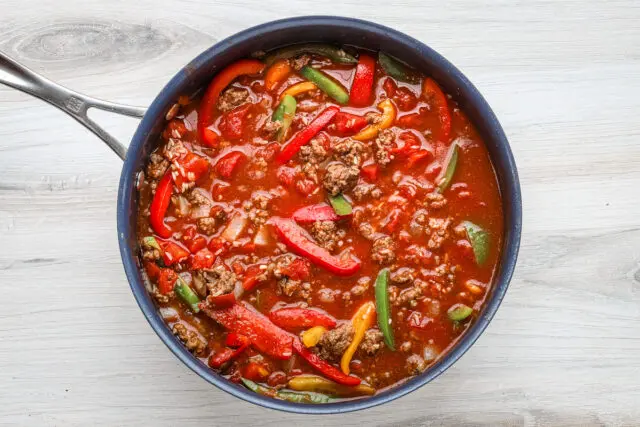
[159,240,190,266]
[332,111,368,136]
[269,217,361,276]
[157,268,178,295]
[291,203,342,224]
[197,59,265,147]
[209,333,250,369]
[360,164,379,182]
[422,78,451,143]
[216,151,247,178]
[276,106,339,164]
[201,302,294,360]
[242,264,267,292]
[207,292,237,308]
[144,261,162,282]
[349,54,376,107]
[292,339,361,386]
[149,171,174,238]
[269,308,337,330]
[190,248,216,270]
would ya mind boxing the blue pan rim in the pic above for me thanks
[117,15,522,414]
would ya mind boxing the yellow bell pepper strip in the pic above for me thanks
[352,99,397,141]
[241,378,332,404]
[288,375,376,397]
[299,66,350,105]
[279,81,317,101]
[301,326,327,348]
[340,301,376,375]
[374,268,395,350]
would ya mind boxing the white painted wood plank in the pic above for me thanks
[1,1,639,425]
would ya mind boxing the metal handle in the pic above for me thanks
[0,51,147,160]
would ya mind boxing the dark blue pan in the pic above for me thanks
[0,16,521,414]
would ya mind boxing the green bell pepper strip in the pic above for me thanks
[436,143,459,193]
[299,66,349,105]
[262,43,357,65]
[378,52,420,84]
[241,378,332,404]
[174,277,201,313]
[374,268,395,350]
[328,194,352,216]
[461,220,489,265]
[272,95,297,143]
[447,303,473,321]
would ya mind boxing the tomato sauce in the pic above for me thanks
[136,47,503,402]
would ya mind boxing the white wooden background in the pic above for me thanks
[1,1,639,426]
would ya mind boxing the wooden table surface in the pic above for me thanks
[1,1,639,426]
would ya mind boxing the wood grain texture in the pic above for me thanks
[1,1,639,425]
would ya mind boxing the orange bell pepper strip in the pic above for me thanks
[197,59,265,147]
[340,301,376,375]
[265,59,292,92]
[352,99,397,141]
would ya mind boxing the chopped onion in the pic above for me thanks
[422,344,440,363]
[221,214,248,241]
[253,225,270,246]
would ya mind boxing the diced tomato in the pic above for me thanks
[242,264,267,292]
[219,104,252,140]
[408,311,433,329]
[276,166,297,187]
[202,128,220,148]
[424,162,442,180]
[231,261,245,275]
[360,163,379,182]
[383,77,397,97]
[332,112,368,136]
[243,362,270,381]
[190,248,216,269]
[181,227,207,253]
[382,208,402,234]
[393,131,422,156]
[394,86,418,111]
[162,119,188,139]
[406,149,434,168]
[159,241,190,266]
[255,143,280,162]
[158,268,178,294]
[144,261,161,281]
[174,152,210,183]
[282,258,311,281]
[208,292,237,308]
[208,237,229,256]
[455,239,475,261]
[216,151,247,178]
[240,241,256,253]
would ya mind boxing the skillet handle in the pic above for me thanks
[0,51,147,160]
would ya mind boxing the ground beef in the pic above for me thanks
[243,191,272,226]
[172,324,207,356]
[351,276,371,296]
[323,162,359,196]
[162,139,188,162]
[365,111,383,124]
[425,192,447,209]
[394,285,423,307]
[262,119,282,139]
[187,188,213,206]
[310,221,345,252]
[317,323,354,361]
[390,267,416,285]
[359,329,384,356]
[371,235,396,265]
[331,138,365,166]
[352,183,382,201]
[299,134,329,164]
[358,222,376,240]
[427,217,451,250]
[202,265,237,296]
[151,287,171,304]
[197,217,221,235]
[290,54,311,71]
[217,87,249,112]
[373,129,395,167]
[146,153,169,179]
[141,238,161,261]
[406,354,427,375]
[277,278,311,300]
